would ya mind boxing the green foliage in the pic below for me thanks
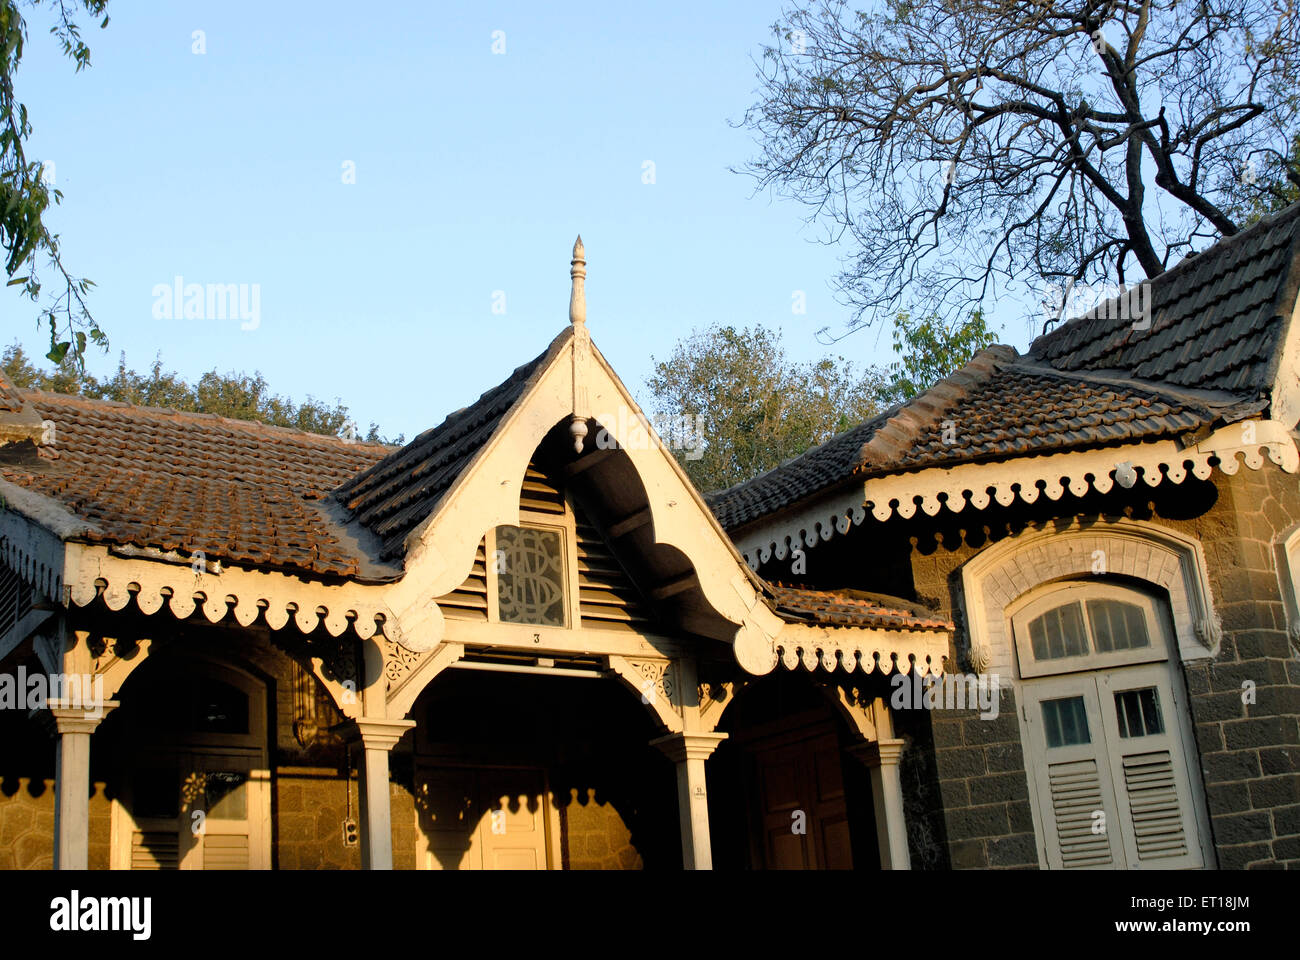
[1,1,110,370]
[2,341,402,443]
[888,309,997,399]
[644,325,892,492]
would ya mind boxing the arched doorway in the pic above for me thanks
[107,652,272,869]
[708,671,881,869]
[408,666,679,869]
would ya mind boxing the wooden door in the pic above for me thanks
[748,724,852,869]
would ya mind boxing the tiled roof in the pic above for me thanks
[0,347,928,641]
[709,204,1300,532]
[0,387,393,577]
[874,366,1246,473]
[707,350,1247,531]
[1030,201,1300,394]
[769,584,952,632]
[333,330,567,562]
[0,374,24,413]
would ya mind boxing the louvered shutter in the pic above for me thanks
[130,831,180,869]
[1023,675,1127,869]
[1097,667,1204,869]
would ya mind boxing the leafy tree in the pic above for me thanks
[888,309,998,399]
[1,342,403,443]
[741,0,1300,336]
[1,1,110,369]
[644,325,892,491]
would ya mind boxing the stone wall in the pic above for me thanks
[923,689,1036,868]
[1177,462,1300,869]
[562,787,643,869]
[274,769,359,870]
[0,777,53,869]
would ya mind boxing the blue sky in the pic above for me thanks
[4,0,1034,440]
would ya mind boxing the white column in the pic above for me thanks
[351,718,415,870]
[851,739,910,870]
[48,702,117,870]
[651,731,727,870]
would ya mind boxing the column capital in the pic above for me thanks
[848,737,905,768]
[339,717,416,750]
[650,731,728,763]
[34,701,119,738]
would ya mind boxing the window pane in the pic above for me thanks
[1028,603,1088,661]
[495,525,566,627]
[1041,696,1091,748]
[205,771,248,821]
[1087,599,1150,653]
[1114,687,1165,738]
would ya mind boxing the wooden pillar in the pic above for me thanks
[351,718,415,870]
[47,702,117,870]
[651,731,727,870]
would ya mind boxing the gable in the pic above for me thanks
[435,455,661,633]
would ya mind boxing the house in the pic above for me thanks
[1,205,1298,871]
[709,202,1300,869]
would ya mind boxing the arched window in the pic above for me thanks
[1009,581,1210,870]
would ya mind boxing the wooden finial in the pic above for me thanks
[569,235,586,326]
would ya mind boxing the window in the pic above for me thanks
[494,524,568,627]
[1041,696,1090,748]
[1114,687,1164,739]
[1013,583,1166,678]
[1009,582,1209,870]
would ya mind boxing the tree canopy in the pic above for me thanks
[742,0,1300,335]
[2,342,401,443]
[644,324,894,492]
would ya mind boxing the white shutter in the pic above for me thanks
[1045,758,1115,868]
[1119,750,1189,861]
[130,831,179,870]
[1022,674,1128,869]
[1098,667,1205,869]
[200,834,251,870]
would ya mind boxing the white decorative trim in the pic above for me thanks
[1268,290,1300,430]
[735,484,866,571]
[63,542,401,641]
[734,420,1298,569]
[606,655,684,733]
[961,518,1221,677]
[767,621,949,678]
[0,496,67,602]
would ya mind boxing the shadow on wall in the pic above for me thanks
[407,668,679,870]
